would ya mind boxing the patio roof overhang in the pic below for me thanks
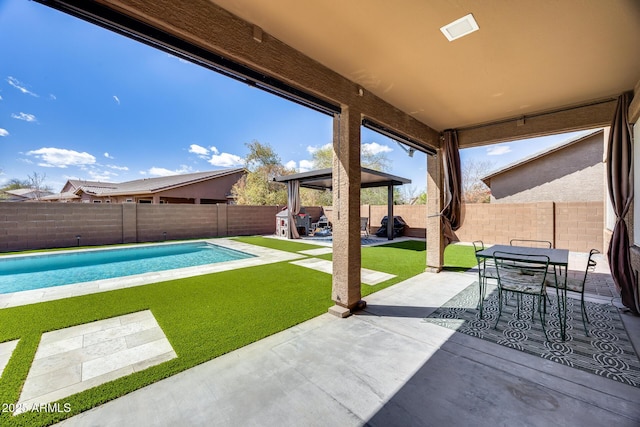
[273,167,411,191]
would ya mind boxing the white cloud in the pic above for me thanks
[87,170,118,181]
[49,94,57,100]
[190,145,240,166]
[285,160,297,170]
[209,152,243,167]
[107,164,129,171]
[26,147,96,168]
[486,146,512,156]
[189,144,210,158]
[0,128,8,137]
[7,76,38,97]
[113,95,120,105]
[0,94,3,101]
[147,165,193,177]
[307,143,332,154]
[148,167,178,177]
[299,160,314,172]
[11,112,37,122]
[362,142,392,155]
[104,152,114,159]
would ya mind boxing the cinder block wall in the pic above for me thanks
[0,203,123,252]
[0,203,282,252]
[555,202,604,252]
[457,201,604,252]
[0,202,604,252]
[367,205,426,238]
[226,205,281,237]
[456,203,554,245]
[136,204,218,242]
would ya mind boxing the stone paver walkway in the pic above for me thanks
[290,258,395,285]
[0,339,19,377]
[15,310,175,415]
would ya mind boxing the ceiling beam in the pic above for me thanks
[456,99,617,149]
[86,0,440,152]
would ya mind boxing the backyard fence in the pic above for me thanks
[0,201,604,253]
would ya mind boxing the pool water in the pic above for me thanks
[0,242,254,294]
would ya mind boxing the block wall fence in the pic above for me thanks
[0,201,603,253]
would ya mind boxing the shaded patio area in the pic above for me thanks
[58,255,640,426]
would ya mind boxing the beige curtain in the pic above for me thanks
[606,91,639,314]
[441,130,462,246]
[287,180,301,239]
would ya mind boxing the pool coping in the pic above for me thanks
[0,239,304,309]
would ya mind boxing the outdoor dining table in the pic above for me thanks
[476,244,570,341]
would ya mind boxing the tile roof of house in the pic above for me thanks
[4,188,40,196]
[40,191,81,201]
[74,168,246,196]
[480,129,604,186]
[3,188,54,198]
[66,179,112,190]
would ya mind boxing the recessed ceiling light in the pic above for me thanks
[440,13,479,41]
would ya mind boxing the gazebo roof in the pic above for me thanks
[273,167,410,191]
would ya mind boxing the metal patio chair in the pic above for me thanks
[546,248,599,336]
[493,251,550,340]
[472,240,498,318]
[509,239,552,248]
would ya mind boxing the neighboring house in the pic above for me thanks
[41,168,246,204]
[0,188,54,202]
[481,129,604,203]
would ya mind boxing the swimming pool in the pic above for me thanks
[0,242,254,294]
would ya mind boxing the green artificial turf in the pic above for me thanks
[0,262,332,427]
[360,240,427,295]
[443,243,478,272]
[0,236,476,426]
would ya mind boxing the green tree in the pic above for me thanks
[1,178,30,191]
[231,141,293,205]
[306,143,402,205]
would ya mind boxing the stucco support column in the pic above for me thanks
[426,150,445,272]
[329,107,363,317]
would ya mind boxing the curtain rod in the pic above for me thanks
[456,97,617,132]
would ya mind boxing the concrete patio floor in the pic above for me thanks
[57,268,640,427]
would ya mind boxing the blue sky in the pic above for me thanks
[0,0,588,195]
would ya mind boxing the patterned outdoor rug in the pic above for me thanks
[424,283,640,388]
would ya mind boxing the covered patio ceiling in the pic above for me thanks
[212,0,640,146]
[43,0,640,149]
[274,167,410,191]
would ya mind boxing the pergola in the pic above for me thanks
[274,167,411,240]
[37,0,640,317]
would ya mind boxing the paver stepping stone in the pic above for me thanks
[290,258,395,285]
[15,310,176,414]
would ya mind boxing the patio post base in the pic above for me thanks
[328,300,367,318]
[328,305,352,318]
